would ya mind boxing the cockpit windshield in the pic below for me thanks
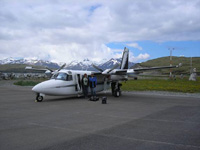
[51,73,73,81]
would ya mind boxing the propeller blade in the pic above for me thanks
[92,64,103,72]
[45,67,54,72]
[107,63,120,73]
[58,63,66,71]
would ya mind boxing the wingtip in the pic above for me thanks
[176,63,182,67]
[25,66,32,69]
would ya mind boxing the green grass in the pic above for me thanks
[14,78,200,93]
[14,80,42,86]
[138,56,200,75]
[122,78,200,93]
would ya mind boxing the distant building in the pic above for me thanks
[189,68,197,81]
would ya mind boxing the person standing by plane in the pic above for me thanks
[82,74,89,98]
[89,74,97,100]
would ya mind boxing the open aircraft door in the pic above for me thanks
[75,74,82,93]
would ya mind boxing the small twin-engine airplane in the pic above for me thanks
[30,47,181,102]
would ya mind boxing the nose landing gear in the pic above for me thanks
[36,93,45,102]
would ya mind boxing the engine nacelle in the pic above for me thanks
[110,75,128,81]
[45,70,52,78]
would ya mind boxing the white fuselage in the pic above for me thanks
[32,70,110,96]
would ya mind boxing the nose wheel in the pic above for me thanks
[36,94,44,102]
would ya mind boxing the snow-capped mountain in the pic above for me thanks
[65,58,135,71]
[0,57,60,68]
[97,58,135,70]
[0,57,135,71]
[65,58,98,70]
[0,57,16,64]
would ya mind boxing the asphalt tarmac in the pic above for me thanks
[0,85,200,150]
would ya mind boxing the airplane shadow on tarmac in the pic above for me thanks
[42,92,111,103]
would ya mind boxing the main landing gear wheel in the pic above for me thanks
[114,89,121,97]
[112,82,122,97]
[36,95,43,102]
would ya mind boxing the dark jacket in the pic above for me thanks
[89,76,97,88]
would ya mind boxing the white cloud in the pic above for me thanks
[111,48,150,63]
[129,52,150,62]
[137,53,150,60]
[0,0,199,63]
[126,43,143,50]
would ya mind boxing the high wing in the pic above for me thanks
[102,69,127,75]
[101,63,182,75]
[91,71,102,75]
[25,63,66,75]
[25,66,48,72]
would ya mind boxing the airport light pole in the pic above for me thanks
[169,48,175,78]
[190,57,193,74]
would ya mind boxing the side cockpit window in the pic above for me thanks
[57,73,67,80]
[51,73,73,81]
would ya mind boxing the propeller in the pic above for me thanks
[107,63,120,74]
[92,64,103,72]
[46,63,66,73]
[92,63,120,74]
[58,63,66,71]
[92,63,120,91]
[45,67,54,73]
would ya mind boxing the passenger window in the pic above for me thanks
[67,75,73,81]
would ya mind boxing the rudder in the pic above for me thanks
[120,47,129,69]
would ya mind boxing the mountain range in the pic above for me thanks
[65,58,135,71]
[0,57,60,69]
[0,57,135,71]
[1,56,199,74]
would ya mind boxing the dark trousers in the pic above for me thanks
[83,85,88,98]
[90,87,96,97]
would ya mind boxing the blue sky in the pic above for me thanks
[0,0,200,63]
[107,41,200,62]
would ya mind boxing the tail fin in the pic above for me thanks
[120,47,129,69]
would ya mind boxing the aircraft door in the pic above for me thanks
[75,74,82,93]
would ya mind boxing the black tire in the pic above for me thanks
[36,95,43,102]
[111,82,116,96]
[114,90,121,97]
